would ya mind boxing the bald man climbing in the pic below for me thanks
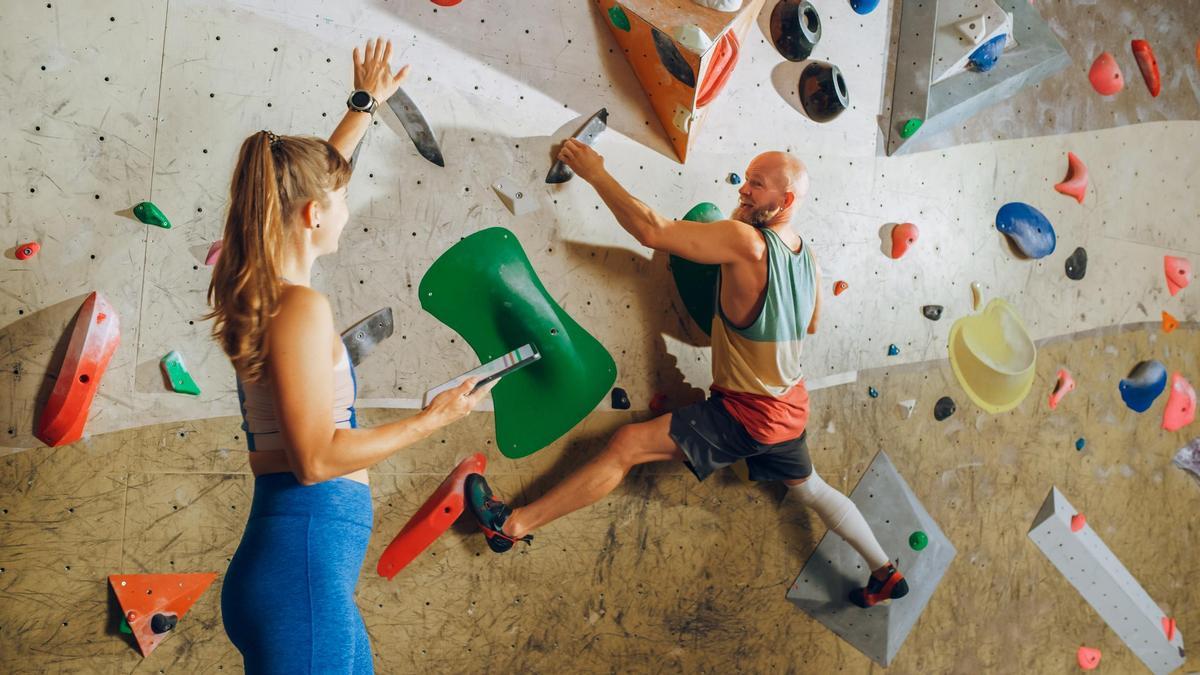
[466,140,908,609]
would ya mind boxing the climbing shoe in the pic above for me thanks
[465,473,532,553]
[849,564,909,608]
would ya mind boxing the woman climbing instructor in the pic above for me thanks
[205,38,495,674]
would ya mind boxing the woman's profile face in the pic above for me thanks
[314,185,350,255]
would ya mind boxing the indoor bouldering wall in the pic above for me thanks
[1,0,1199,672]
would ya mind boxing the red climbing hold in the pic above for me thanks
[1048,368,1075,410]
[1162,372,1196,432]
[109,573,217,657]
[1076,646,1101,670]
[1131,40,1161,97]
[1162,311,1179,333]
[1053,152,1088,204]
[1164,255,1191,296]
[833,280,848,296]
[696,30,740,108]
[1070,513,1086,532]
[15,241,40,260]
[430,0,462,5]
[36,291,121,447]
[377,453,485,579]
[890,222,919,259]
[649,392,669,415]
[1088,52,1124,96]
[1163,616,1177,641]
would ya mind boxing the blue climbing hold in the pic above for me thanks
[1075,437,1086,451]
[996,202,1056,259]
[728,172,742,185]
[967,34,1006,73]
[868,386,879,398]
[848,0,879,15]
[888,344,899,356]
[1119,360,1167,413]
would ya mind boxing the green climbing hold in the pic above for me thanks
[161,350,201,396]
[669,202,725,336]
[900,118,922,139]
[909,530,928,551]
[119,617,131,634]
[608,4,631,32]
[133,201,171,229]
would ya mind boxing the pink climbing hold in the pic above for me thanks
[890,222,919,259]
[1163,616,1176,641]
[1053,152,1088,204]
[1070,513,1086,532]
[205,240,223,266]
[1076,646,1101,670]
[1088,52,1124,96]
[1048,368,1075,410]
[1162,372,1196,432]
[1164,255,1191,296]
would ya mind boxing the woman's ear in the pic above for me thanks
[300,200,320,229]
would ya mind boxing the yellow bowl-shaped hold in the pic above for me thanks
[947,298,1037,414]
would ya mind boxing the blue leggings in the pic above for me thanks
[222,473,374,674]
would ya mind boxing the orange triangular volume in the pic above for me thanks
[1053,152,1088,204]
[109,573,217,657]
[1162,311,1179,333]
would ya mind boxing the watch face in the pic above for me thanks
[351,90,372,109]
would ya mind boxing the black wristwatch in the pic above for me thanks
[347,89,378,114]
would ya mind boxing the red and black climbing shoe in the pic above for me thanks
[849,564,909,608]
[465,473,532,554]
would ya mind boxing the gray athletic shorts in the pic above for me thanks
[668,394,813,482]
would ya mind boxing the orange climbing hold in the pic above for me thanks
[890,222,919,259]
[36,291,121,447]
[1162,311,1179,333]
[1163,616,1177,641]
[696,30,740,108]
[1164,255,1192,296]
[1088,52,1124,96]
[1053,152,1088,204]
[1070,513,1086,532]
[833,280,848,296]
[1077,646,1101,670]
[109,572,217,657]
[1131,39,1161,97]
[1048,368,1075,410]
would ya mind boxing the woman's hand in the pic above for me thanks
[557,139,607,183]
[353,37,409,103]
[421,377,498,429]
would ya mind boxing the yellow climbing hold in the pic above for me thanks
[948,298,1037,414]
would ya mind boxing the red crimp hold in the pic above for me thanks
[16,241,40,260]
[1131,39,1161,97]
[890,222,919,259]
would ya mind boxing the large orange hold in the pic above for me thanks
[696,30,740,108]
[377,453,486,579]
[1088,52,1124,95]
[109,573,217,657]
[36,291,121,447]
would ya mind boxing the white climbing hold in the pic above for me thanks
[955,15,987,44]
[674,24,713,53]
[898,399,917,419]
[693,0,742,11]
[672,104,694,134]
[492,177,539,216]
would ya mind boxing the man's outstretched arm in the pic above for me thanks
[558,139,763,265]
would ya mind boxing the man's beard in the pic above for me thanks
[733,203,782,228]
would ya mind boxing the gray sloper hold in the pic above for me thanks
[546,108,609,184]
[341,307,395,366]
[652,28,696,88]
[922,305,943,321]
[385,87,445,167]
[934,396,956,421]
[769,0,821,62]
[1065,246,1087,280]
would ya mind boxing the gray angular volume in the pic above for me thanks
[786,451,955,667]
[341,307,395,366]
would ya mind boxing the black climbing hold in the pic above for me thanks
[922,305,943,321]
[798,61,849,123]
[1065,246,1087,281]
[769,0,821,62]
[934,396,956,421]
[611,387,630,410]
[150,613,178,634]
[652,28,695,88]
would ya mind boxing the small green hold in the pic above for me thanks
[134,201,171,229]
[608,4,631,32]
[1075,437,1086,451]
[119,617,132,634]
[161,350,201,396]
[900,118,923,139]
[868,386,879,398]
[909,530,928,551]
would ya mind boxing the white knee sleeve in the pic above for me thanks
[789,471,891,570]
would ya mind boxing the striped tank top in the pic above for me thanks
[710,228,817,444]
[235,341,359,451]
